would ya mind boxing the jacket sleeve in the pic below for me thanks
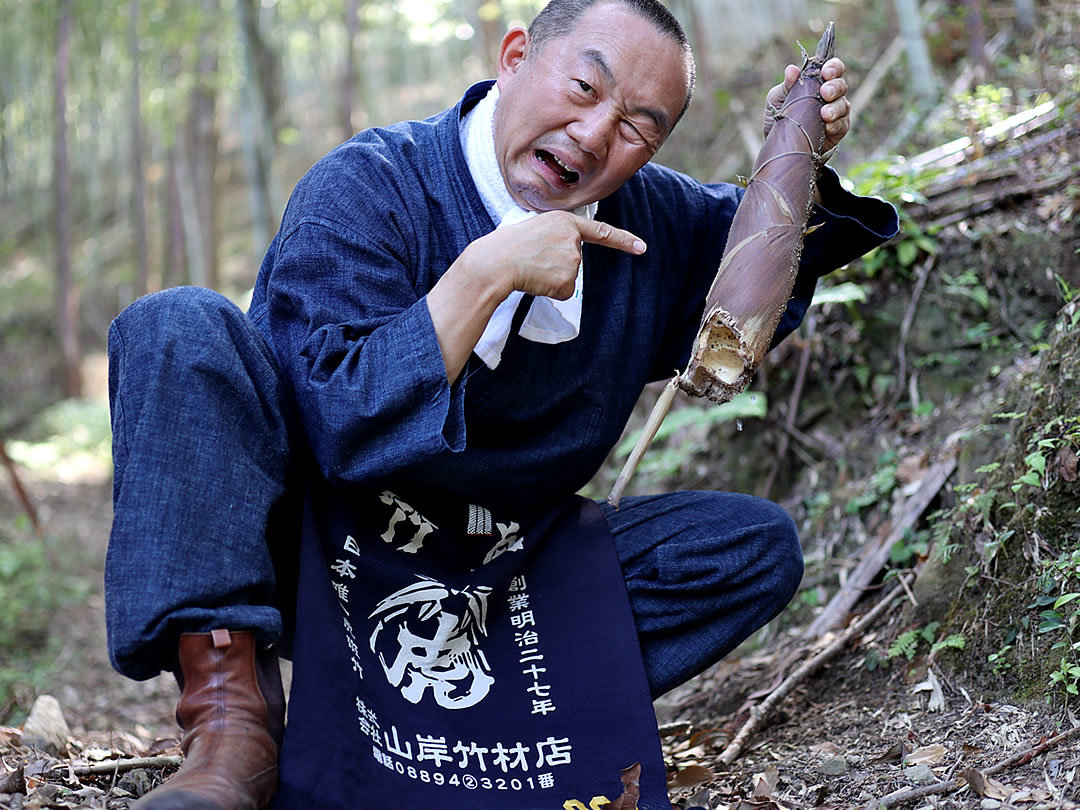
[769,167,900,346]
[262,215,468,486]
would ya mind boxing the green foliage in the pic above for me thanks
[843,159,942,279]
[954,84,1015,134]
[1029,552,1080,701]
[886,622,965,662]
[890,527,930,566]
[1049,653,1080,697]
[803,491,832,527]
[606,391,768,486]
[929,633,967,656]
[1007,415,1080,495]
[887,628,921,661]
[0,541,58,650]
[988,644,1014,674]
[613,392,767,460]
[7,398,112,475]
[810,281,868,308]
[1057,274,1080,307]
[0,534,88,721]
[941,269,990,312]
[846,451,898,514]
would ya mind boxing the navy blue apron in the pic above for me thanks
[272,484,671,809]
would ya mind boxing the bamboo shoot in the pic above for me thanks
[608,23,837,509]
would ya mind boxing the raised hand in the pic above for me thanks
[475,211,646,301]
[427,211,646,382]
[763,56,850,156]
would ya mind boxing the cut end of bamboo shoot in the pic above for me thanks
[607,378,679,510]
[678,308,755,404]
[701,325,744,384]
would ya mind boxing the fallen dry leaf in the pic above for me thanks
[905,743,947,765]
[896,453,929,484]
[962,768,986,796]
[668,764,715,789]
[751,765,779,797]
[731,799,780,810]
[962,767,1015,800]
[659,721,692,738]
[808,741,843,755]
[872,741,910,763]
[82,745,116,762]
[22,759,52,791]
[606,763,641,810]
[689,727,730,749]
[983,776,1015,801]
[672,744,708,761]
[1010,787,1053,803]
[912,668,946,712]
[1058,447,1078,483]
[0,765,25,795]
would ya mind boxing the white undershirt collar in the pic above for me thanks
[459,84,597,370]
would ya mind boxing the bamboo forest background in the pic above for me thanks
[0,0,956,415]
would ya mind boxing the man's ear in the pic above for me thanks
[496,26,529,87]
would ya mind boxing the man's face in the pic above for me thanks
[493,3,689,212]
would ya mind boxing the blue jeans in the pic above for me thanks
[106,287,803,697]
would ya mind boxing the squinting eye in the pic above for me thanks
[577,80,593,94]
[621,120,648,144]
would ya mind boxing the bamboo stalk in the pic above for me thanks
[608,378,678,509]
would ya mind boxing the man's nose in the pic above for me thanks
[566,107,613,160]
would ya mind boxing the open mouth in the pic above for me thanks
[535,149,579,184]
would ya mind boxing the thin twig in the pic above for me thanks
[759,314,816,500]
[862,778,962,810]
[878,256,934,418]
[895,257,933,401]
[861,722,1080,809]
[607,377,678,509]
[71,755,182,777]
[718,583,903,766]
[896,570,920,608]
[984,722,1080,776]
[0,440,42,535]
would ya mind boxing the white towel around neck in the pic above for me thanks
[459,84,598,370]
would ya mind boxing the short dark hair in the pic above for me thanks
[527,0,696,126]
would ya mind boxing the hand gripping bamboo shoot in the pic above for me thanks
[608,23,837,509]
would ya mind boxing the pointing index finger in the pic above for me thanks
[575,216,647,255]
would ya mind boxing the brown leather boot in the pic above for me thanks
[133,629,285,810]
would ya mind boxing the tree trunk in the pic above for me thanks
[341,0,360,141]
[185,0,220,289]
[685,0,713,123]
[894,0,937,102]
[1014,0,1035,32]
[471,0,503,76]
[163,145,187,289]
[235,0,277,262]
[54,0,82,398]
[130,0,150,299]
[177,125,207,287]
[965,0,989,75]
[0,83,10,202]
